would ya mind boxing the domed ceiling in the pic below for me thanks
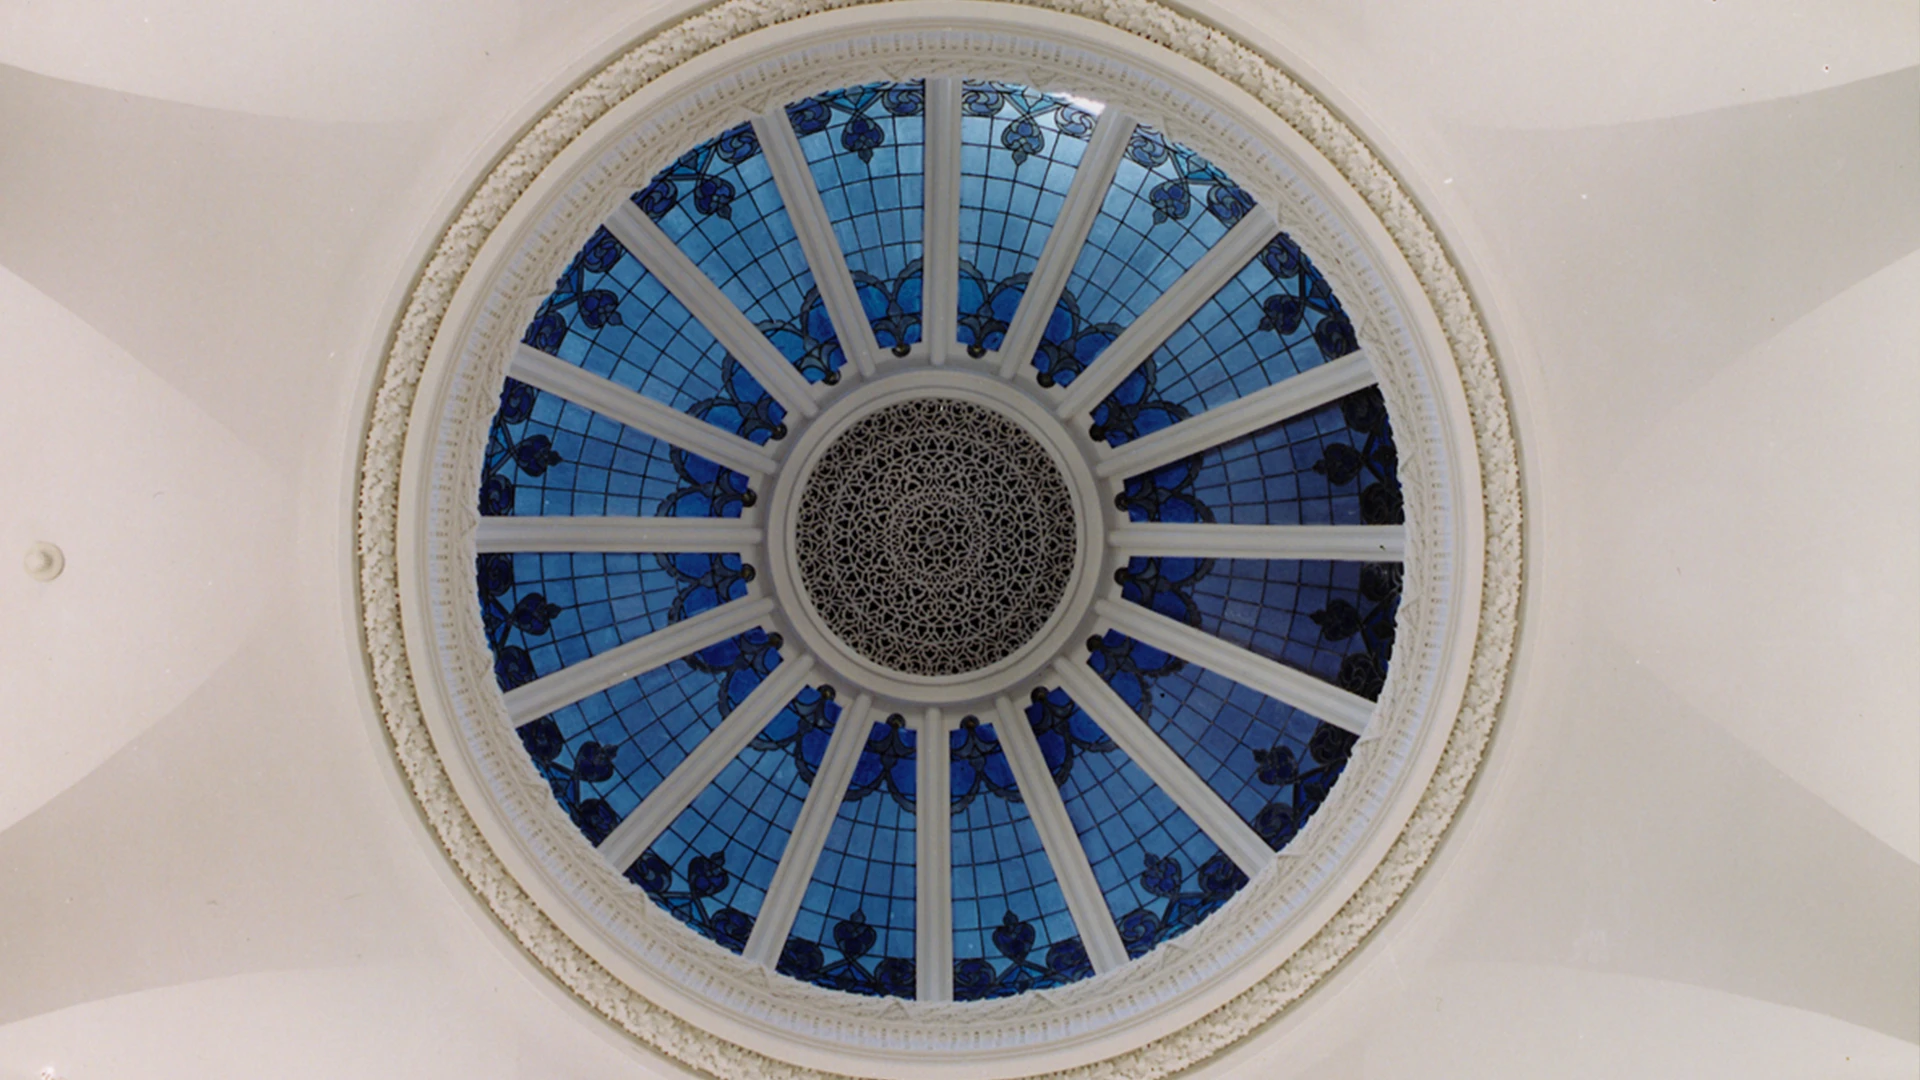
[474,80,1401,1000]
[360,5,1521,1075]
[5,0,1911,1078]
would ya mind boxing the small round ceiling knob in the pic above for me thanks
[24,542,64,582]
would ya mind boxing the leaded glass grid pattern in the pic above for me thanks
[513,631,779,845]
[950,720,1090,998]
[956,82,1094,353]
[632,122,843,382]
[479,382,751,520]
[789,82,926,351]
[778,720,918,997]
[1095,233,1355,436]
[1184,558,1400,699]
[1119,390,1403,529]
[1091,638,1326,846]
[1054,124,1255,382]
[521,227,787,442]
[1031,690,1247,958]
[478,551,742,689]
[629,687,840,954]
[470,79,1402,1004]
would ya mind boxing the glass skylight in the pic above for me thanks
[472,79,1403,1003]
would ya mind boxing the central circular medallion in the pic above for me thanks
[794,397,1076,677]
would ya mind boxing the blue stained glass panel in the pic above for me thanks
[1088,640,1333,848]
[520,227,786,443]
[632,123,843,383]
[949,721,1090,999]
[478,381,752,520]
[790,82,926,351]
[779,720,917,998]
[1183,558,1401,700]
[956,82,1096,352]
[1094,234,1357,442]
[513,630,782,845]
[628,687,841,953]
[1052,125,1255,382]
[1118,389,1403,529]
[478,551,746,689]
[1029,690,1246,958]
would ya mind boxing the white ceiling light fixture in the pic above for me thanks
[358,2,1521,1077]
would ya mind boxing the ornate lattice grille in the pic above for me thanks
[795,398,1075,675]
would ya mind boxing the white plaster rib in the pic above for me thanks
[597,653,818,871]
[1094,349,1375,480]
[992,111,1137,379]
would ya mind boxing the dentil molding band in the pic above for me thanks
[357,1,1521,1076]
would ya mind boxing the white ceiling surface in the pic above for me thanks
[0,1,1912,1076]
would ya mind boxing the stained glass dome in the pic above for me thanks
[471,78,1403,1002]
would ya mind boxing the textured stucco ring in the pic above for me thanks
[356,1,1521,1076]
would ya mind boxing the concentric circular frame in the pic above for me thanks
[358,3,1522,1078]
[769,369,1104,704]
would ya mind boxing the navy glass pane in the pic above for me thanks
[478,380,752,519]
[1185,558,1401,700]
[631,123,843,383]
[1028,690,1247,958]
[512,629,782,845]
[778,719,917,998]
[478,551,748,690]
[956,82,1096,353]
[789,82,925,351]
[1087,639,1352,850]
[1118,388,1402,528]
[520,227,786,443]
[628,687,841,954]
[1093,234,1358,446]
[1051,125,1255,382]
[949,720,1090,999]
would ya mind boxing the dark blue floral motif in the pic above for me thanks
[632,122,762,223]
[1116,556,1213,629]
[1115,850,1249,958]
[1312,387,1403,527]
[1115,454,1213,525]
[656,551,751,623]
[1310,561,1402,700]
[1089,352,1192,448]
[1250,721,1357,850]
[624,846,757,952]
[749,686,840,785]
[476,552,561,692]
[687,355,788,445]
[1028,283,1124,389]
[683,627,784,719]
[776,912,917,998]
[758,281,847,385]
[955,261,1028,356]
[478,378,566,518]
[1024,688,1116,790]
[785,82,925,164]
[853,259,923,355]
[520,226,628,355]
[515,715,621,844]
[953,913,1094,1000]
[844,713,918,811]
[1124,127,1255,228]
[1254,234,1358,362]
[959,81,1096,167]
[1086,629,1187,717]
[948,716,1020,812]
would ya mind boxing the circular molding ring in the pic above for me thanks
[356,2,1522,1077]
[767,368,1104,704]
